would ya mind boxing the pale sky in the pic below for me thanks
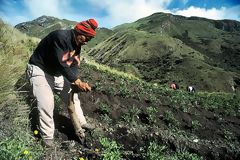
[0,0,239,28]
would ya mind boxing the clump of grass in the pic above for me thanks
[172,148,203,160]
[100,137,123,160]
[0,20,38,103]
[99,103,111,115]
[87,59,140,81]
[99,103,113,124]
[122,105,141,125]
[0,130,44,160]
[145,141,166,160]
[164,110,179,128]
[146,106,158,124]
[191,120,202,130]
[0,21,43,159]
[0,95,44,160]
[141,141,203,160]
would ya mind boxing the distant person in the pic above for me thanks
[231,85,236,93]
[170,83,179,90]
[187,85,196,93]
[26,19,98,147]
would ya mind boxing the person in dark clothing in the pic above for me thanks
[26,19,98,147]
[187,85,196,93]
[170,83,179,90]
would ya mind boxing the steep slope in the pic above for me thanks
[0,19,39,102]
[0,20,44,159]
[82,27,115,54]
[15,15,114,51]
[88,12,240,92]
[1,20,240,159]
[14,13,240,92]
[15,15,77,39]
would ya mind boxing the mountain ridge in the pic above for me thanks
[14,13,240,92]
[1,18,240,160]
[89,12,240,92]
[15,15,77,38]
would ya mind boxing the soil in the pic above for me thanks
[3,65,240,160]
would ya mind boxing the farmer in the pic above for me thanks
[187,85,196,93]
[26,19,98,147]
[170,82,179,90]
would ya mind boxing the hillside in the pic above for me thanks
[15,15,77,39]
[0,19,44,159]
[89,12,240,92]
[15,14,240,92]
[1,19,240,160]
[15,15,114,52]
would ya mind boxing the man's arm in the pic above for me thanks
[52,38,91,91]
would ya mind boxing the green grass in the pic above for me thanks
[83,59,240,117]
[122,105,141,125]
[0,95,44,160]
[13,13,240,93]
[87,60,140,81]
[0,20,38,102]
[145,141,167,160]
[87,12,240,93]
[0,20,43,160]
[100,137,123,160]
[146,106,158,124]
[15,15,76,39]
[1,19,240,159]
[140,141,203,160]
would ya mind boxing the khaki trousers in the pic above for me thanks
[26,64,86,139]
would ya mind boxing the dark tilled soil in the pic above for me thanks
[29,88,239,159]
[78,91,240,159]
[5,68,240,160]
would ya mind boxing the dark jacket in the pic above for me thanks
[29,29,81,82]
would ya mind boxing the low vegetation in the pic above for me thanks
[1,19,240,160]
[0,20,43,159]
[88,13,240,92]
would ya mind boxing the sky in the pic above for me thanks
[0,0,240,28]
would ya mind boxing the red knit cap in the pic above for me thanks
[74,19,98,37]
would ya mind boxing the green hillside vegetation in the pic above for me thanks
[0,20,44,159]
[82,27,115,56]
[1,20,240,159]
[14,13,240,92]
[15,15,77,39]
[88,12,240,92]
[15,15,115,56]
[87,28,114,48]
[0,19,39,102]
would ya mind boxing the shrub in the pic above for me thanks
[100,137,123,160]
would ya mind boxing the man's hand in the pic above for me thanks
[74,79,91,92]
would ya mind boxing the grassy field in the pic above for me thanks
[0,20,44,159]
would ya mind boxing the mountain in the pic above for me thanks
[1,18,240,160]
[88,12,240,92]
[15,15,77,39]
[15,15,114,50]
[15,13,240,92]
